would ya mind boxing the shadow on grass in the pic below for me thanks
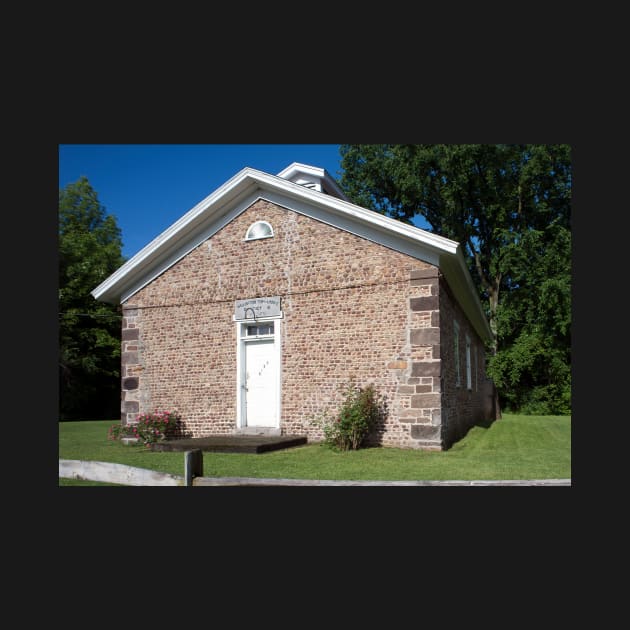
[444,417,497,451]
[474,416,496,429]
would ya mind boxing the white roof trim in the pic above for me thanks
[277,162,326,179]
[92,164,492,342]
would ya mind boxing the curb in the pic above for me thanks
[192,477,571,486]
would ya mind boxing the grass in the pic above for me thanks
[58,478,125,486]
[59,414,571,485]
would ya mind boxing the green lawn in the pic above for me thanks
[59,414,571,485]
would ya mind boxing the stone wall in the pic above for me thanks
[438,277,493,448]
[119,198,491,449]
[120,307,141,425]
[397,267,443,449]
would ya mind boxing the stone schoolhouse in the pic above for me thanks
[92,162,497,450]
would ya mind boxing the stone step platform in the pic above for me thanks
[150,434,308,454]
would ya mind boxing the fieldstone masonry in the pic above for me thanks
[119,199,494,449]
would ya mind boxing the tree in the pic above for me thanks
[339,144,571,414]
[59,176,125,419]
[489,218,571,413]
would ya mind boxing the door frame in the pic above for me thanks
[235,316,282,430]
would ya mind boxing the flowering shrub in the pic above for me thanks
[312,380,388,451]
[108,410,181,446]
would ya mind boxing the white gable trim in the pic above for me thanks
[261,190,443,267]
[118,190,263,303]
[92,165,493,342]
[94,167,259,304]
[93,167,457,302]
[115,188,445,305]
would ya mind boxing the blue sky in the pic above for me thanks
[59,144,347,259]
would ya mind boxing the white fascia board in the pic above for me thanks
[453,248,494,343]
[439,250,494,344]
[259,190,442,267]
[115,186,444,305]
[91,167,259,303]
[257,171,459,256]
[117,190,263,304]
[266,182,491,342]
[276,162,324,179]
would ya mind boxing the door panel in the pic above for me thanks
[244,339,277,427]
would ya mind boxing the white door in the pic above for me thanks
[244,338,277,427]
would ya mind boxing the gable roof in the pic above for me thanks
[92,163,493,343]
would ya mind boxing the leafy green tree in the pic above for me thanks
[59,176,125,419]
[339,144,571,414]
[490,219,571,413]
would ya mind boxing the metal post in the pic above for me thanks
[184,449,203,486]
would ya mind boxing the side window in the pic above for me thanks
[474,344,478,392]
[465,334,472,390]
[454,320,460,387]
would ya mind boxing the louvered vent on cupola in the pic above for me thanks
[294,178,320,191]
[276,162,350,201]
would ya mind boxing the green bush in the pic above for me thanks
[517,382,572,416]
[315,380,388,451]
[108,410,181,446]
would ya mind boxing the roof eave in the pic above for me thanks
[438,248,494,344]
[91,167,260,303]
[91,168,492,343]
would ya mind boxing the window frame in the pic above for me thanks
[474,344,478,392]
[244,221,274,241]
[242,322,275,339]
[465,333,472,391]
[454,320,461,388]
